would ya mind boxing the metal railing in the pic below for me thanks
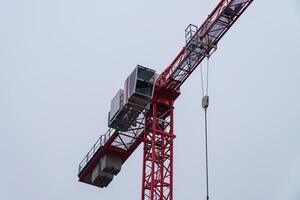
[78,128,115,175]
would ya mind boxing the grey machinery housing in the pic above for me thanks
[84,65,156,188]
[108,65,156,132]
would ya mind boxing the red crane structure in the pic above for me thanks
[78,0,254,199]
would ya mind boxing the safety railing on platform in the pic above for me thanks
[78,128,115,175]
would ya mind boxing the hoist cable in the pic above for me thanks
[204,108,209,200]
[200,63,205,97]
[200,57,211,200]
[206,58,210,95]
[200,57,210,96]
[205,57,210,200]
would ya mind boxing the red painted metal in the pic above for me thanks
[141,0,253,199]
[78,0,254,198]
[78,114,146,185]
[142,94,175,200]
[78,129,144,184]
[156,0,254,94]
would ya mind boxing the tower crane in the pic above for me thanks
[77,0,254,199]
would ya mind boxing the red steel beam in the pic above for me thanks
[156,0,254,95]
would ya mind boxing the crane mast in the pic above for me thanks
[78,0,254,199]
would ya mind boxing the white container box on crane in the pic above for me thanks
[124,65,155,107]
[108,65,156,132]
[108,89,124,123]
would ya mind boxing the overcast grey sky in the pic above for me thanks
[1,0,300,199]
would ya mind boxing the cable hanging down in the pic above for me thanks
[200,57,210,200]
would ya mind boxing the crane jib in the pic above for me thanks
[156,0,253,94]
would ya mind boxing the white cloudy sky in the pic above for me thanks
[1,0,300,199]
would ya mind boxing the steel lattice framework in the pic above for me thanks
[142,1,253,199]
[157,0,253,93]
[142,95,175,200]
[78,0,254,199]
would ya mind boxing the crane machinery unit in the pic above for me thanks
[78,0,254,199]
